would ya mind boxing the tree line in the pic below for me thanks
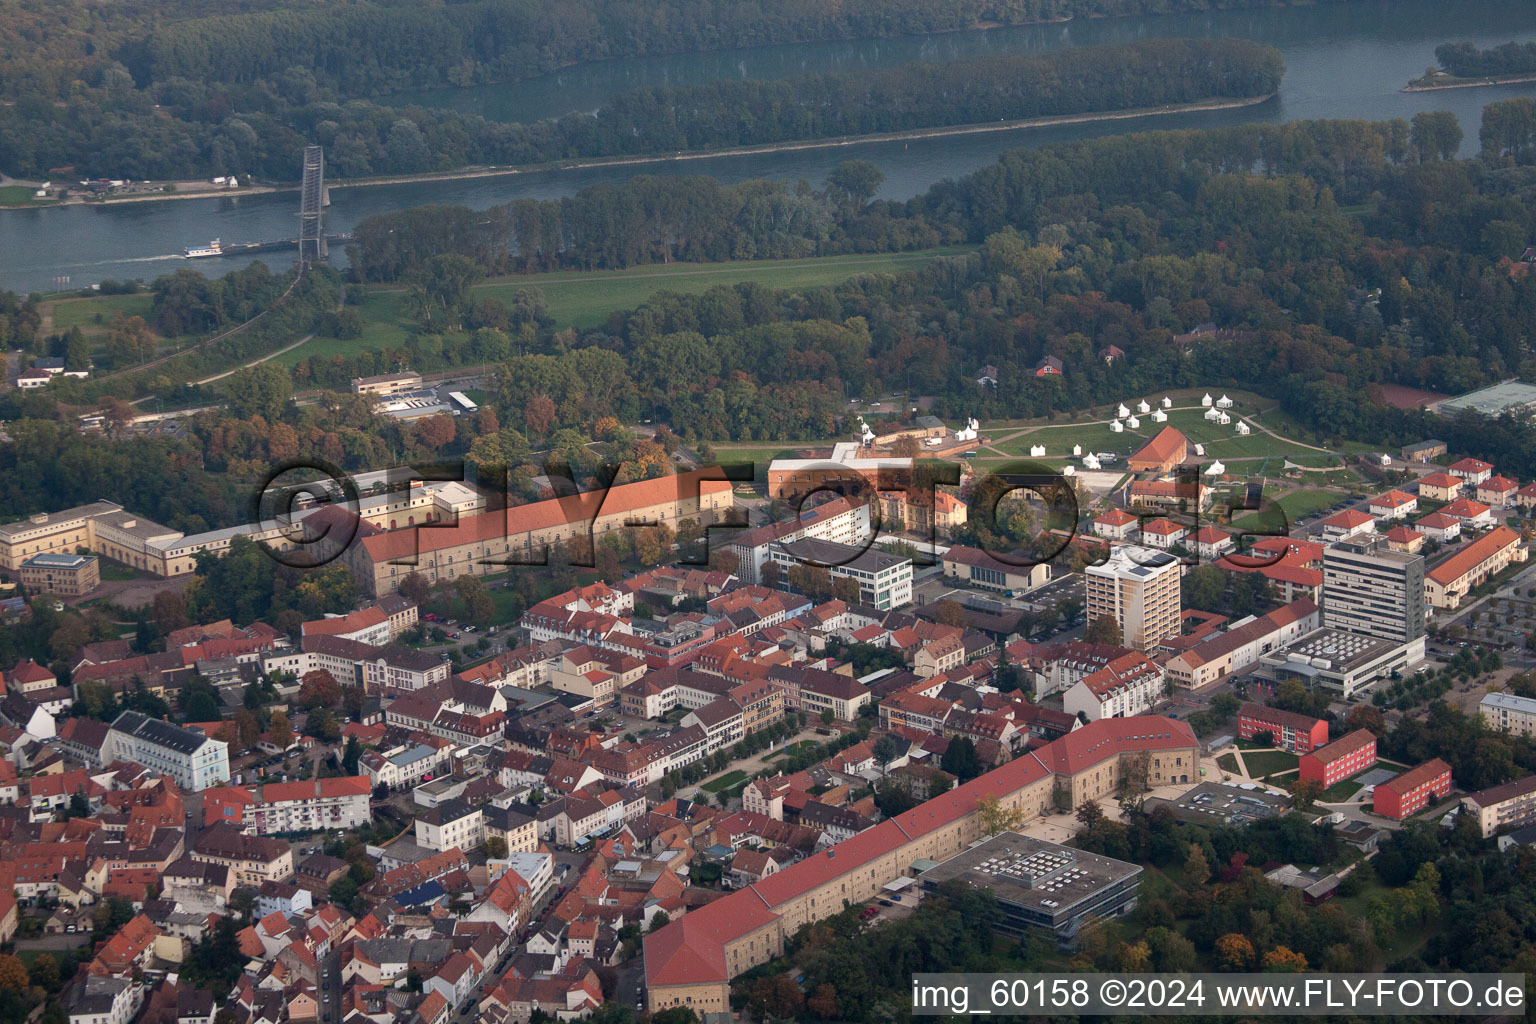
[1435,40,1536,79]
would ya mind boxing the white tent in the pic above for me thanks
[1161,396,1173,408]
[1083,454,1102,470]
[1109,420,1124,433]
[1062,465,1076,476]
[1116,403,1130,418]
[1151,410,1168,423]
[1202,393,1213,407]
[1204,407,1221,421]
[1126,416,1140,429]
[1235,421,1250,435]
[1217,394,1234,408]
[1030,445,1046,457]
[1205,460,1226,476]
[1216,411,1232,424]
[1136,399,1151,414]
[1072,444,1082,457]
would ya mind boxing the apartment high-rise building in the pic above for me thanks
[1084,546,1181,653]
[1322,538,1425,644]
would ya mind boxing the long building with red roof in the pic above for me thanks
[643,715,1198,1013]
[341,469,734,597]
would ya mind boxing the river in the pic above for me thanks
[2,0,1535,295]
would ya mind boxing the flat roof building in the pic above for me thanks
[19,552,100,596]
[916,831,1142,947]
[770,537,913,610]
[1084,546,1181,653]
[1258,626,1419,699]
[1322,539,1425,645]
[1430,380,1536,418]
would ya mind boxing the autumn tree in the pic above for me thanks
[806,983,840,1020]
[298,669,343,710]
[397,572,432,606]
[1184,843,1211,886]
[414,414,458,451]
[1261,946,1308,972]
[523,395,557,437]
[0,955,28,990]
[977,794,1025,837]
[1116,939,1152,972]
[1084,613,1122,646]
[1290,776,1325,810]
[152,589,189,634]
[268,710,293,749]
[1215,933,1255,971]
[935,599,966,626]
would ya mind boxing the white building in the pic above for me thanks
[1084,546,1182,653]
[1063,652,1164,721]
[415,800,486,852]
[770,537,912,610]
[103,711,229,791]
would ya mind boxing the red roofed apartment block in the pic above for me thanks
[1298,729,1376,788]
[1373,759,1452,820]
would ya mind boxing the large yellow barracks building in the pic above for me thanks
[643,715,1199,1013]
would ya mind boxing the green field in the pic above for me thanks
[702,769,748,793]
[1233,486,1341,527]
[989,397,1324,464]
[49,292,156,335]
[1216,753,1240,774]
[0,185,58,208]
[1322,779,1363,801]
[480,249,968,329]
[1242,750,1299,777]
[279,248,968,368]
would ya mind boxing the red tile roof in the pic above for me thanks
[1128,426,1188,468]
[1428,525,1521,586]
[362,470,732,562]
[1378,758,1451,796]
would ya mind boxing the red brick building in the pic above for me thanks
[1374,758,1453,820]
[1298,729,1376,788]
[1237,703,1329,754]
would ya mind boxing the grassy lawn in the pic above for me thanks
[1216,753,1240,774]
[1268,770,1300,788]
[292,248,969,368]
[1232,485,1341,527]
[99,563,138,582]
[0,184,58,207]
[478,248,970,330]
[274,290,413,368]
[49,292,156,335]
[702,769,748,793]
[986,398,1324,464]
[1322,779,1363,801]
[1242,750,1299,777]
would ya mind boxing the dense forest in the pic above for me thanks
[0,36,1278,181]
[337,105,1536,464]
[10,106,1536,531]
[1435,40,1536,79]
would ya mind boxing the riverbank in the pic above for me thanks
[1404,72,1536,91]
[3,92,1275,211]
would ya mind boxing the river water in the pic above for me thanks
[2,0,1534,295]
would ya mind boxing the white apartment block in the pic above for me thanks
[1084,546,1182,653]
[1482,692,1536,738]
